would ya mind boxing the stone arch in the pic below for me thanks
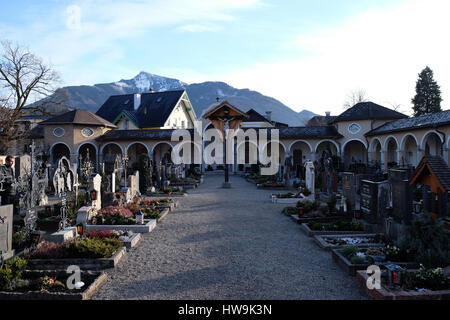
[288,140,313,154]
[100,142,124,156]
[421,130,444,156]
[50,142,72,164]
[314,140,340,154]
[152,142,173,164]
[400,134,419,151]
[384,136,399,165]
[77,142,98,172]
[342,139,368,169]
[400,134,419,166]
[369,138,382,152]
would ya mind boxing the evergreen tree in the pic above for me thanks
[412,66,442,116]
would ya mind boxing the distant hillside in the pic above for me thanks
[36,72,318,126]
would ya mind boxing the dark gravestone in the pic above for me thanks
[0,204,14,261]
[321,172,338,193]
[360,180,390,224]
[389,169,413,224]
[342,172,356,213]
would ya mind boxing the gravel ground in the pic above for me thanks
[92,173,367,300]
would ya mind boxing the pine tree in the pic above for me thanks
[412,66,442,117]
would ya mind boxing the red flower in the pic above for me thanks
[146,200,150,206]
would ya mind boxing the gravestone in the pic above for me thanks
[389,169,413,224]
[304,160,315,198]
[129,174,137,198]
[111,172,116,193]
[134,171,139,196]
[76,206,97,226]
[89,173,102,209]
[14,155,31,180]
[342,172,356,213]
[0,205,13,261]
[360,179,390,224]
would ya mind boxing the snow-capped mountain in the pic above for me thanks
[38,72,317,126]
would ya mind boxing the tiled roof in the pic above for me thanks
[96,90,185,128]
[40,109,116,128]
[97,126,342,142]
[276,126,342,139]
[411,155,450,191]
[367,110,450,136]
[332,102,407,123]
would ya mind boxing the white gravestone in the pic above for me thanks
[89,174,102,209]
[111,172,116,193]
[304,160,315,199]
[76,206,97,226]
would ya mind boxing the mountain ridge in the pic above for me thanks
[37,72,318,126]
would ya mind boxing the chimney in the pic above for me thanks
[149,88,155,93]
[134,93,141,110]
[325,111,331,117]
[265,111,272,121]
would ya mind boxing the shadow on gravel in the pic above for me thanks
[119,265,232,298]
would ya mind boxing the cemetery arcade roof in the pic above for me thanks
[40,109,116,128]
[332,102,407,124]
[366,110,450,136]
[97,126,342,141]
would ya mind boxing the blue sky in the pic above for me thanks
[1,0,449,115]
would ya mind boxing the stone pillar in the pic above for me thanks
[443,147,449,165]
[380,150,386,171]
[70,153,78,168]
[396,150,401,166]
[89,174,102,210]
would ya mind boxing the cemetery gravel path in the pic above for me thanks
[92,173,367,300]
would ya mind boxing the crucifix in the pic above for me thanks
[204,102,248,188]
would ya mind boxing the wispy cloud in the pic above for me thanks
[1,0,263,85]
[218,0,450,115]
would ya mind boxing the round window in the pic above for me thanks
[53,127,65,137]
[81,127,94,138]
[348,123,361,134]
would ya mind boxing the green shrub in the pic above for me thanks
[0,257,28,291]
[307,221,324,231]
[68,237,123,259]
[397,214,450,268]
[350,255,368,265]
[404,264,450,291]
[282,207,298,216]
[340,245,359,258]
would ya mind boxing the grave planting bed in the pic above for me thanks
[148,192,186,198]
[356,270,450,300]
[27,246,127,271]
[313,234,386,251]
[121,232,141,249]
[300,221,366,237]
[0,270,107,300]
[331,247,418,276]
[86,219,157,234]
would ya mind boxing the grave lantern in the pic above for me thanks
[136,210,145,225]
[385,263,404,287]
[77,223,85,236]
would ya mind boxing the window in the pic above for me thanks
[81,127,94,137]
[181,121,185,129]
[348,123,361,134]
[53,127,65,137]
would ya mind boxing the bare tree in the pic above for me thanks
[0,40,68,153]
[343,89,368,109]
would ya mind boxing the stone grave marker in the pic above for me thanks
[0,204,13,261]
[14,155,31,180]
[389,169,413,224]
[89,173,102,209]
[360,179,390,224]
[342,172,356,213]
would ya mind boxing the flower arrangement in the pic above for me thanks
[95,206,135,225]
